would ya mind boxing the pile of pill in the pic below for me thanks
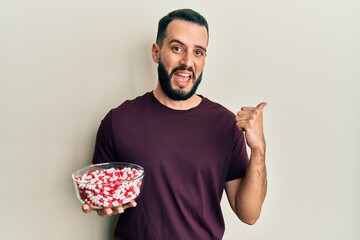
[74,167,144,208]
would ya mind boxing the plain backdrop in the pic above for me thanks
[1,0,359,239]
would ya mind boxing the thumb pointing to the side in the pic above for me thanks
[256,102,267,110]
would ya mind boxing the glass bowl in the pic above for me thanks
[72,162,145,209]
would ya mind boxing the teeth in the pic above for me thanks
[177,73,190,77]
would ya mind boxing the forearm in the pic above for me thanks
[235,149,267,224]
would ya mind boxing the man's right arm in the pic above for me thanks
[82,110,137,216]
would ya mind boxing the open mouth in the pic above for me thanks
[173,71,192,87]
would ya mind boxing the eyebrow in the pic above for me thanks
[168,39,207,53]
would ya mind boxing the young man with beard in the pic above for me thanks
[82,9,267,240]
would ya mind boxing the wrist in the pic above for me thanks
[250,148,266,164]
[250,147,266,156]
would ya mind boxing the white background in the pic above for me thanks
[1,1,359,239]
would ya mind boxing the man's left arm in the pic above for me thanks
[225,102,267,225]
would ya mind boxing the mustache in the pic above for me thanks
[170,66,195,78]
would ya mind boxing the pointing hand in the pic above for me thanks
[236,102,267,153]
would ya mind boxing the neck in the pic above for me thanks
[153,84,202,110]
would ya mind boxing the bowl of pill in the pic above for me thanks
[72,162,145,209]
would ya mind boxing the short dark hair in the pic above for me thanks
[156,9,209,46]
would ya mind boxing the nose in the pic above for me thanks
[180,52,193,68]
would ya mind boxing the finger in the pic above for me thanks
[236,115,253,124]
[240,106,254,112]
[113,200,138,213]
[237,108,255,116]
[112,206,124,214]
[82,204,92,213]
[237,122,251,131]
[256,102,267,110]
[124,200,137,210]
[239,102,267,112]
[97,207,113,217]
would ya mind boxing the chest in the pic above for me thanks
[112,112,234,187]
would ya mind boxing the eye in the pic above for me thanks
[194,49,205,57]
[172,46,184,53]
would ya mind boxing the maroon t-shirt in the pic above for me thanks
[92,92,249,240]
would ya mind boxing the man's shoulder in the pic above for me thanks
[100,92,152,122]
[200,95,235,118]
[114,92,152,111]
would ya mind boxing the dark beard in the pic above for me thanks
[157,60,203,101]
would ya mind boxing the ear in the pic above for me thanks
[151,43,160,63]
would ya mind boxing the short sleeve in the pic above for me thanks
[92,110,117,164]
[226,127,249,181]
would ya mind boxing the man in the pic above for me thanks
[82,9,267,240]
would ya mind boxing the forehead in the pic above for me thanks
[165,20,208,48]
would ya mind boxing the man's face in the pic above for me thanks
[153,20,208,100]
[157,59,203,100]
